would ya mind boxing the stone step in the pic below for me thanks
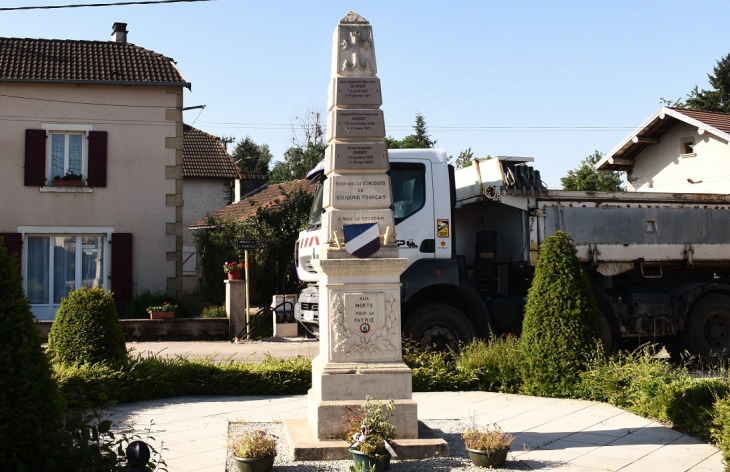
[284,419,449,461]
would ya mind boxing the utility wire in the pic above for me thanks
[0,0,214,11]
[384,0,664,106]
[391,1,730,123]
[0,92,181,108]
[387,0,702,116]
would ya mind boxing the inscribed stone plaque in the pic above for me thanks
[327,109,385,142]
[323,174,392,209]
[344,292,385,333]
[325,142,389,173]
[328,77,382,110]
[322,209,395,242]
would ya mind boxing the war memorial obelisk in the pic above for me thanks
[285,12,448,460]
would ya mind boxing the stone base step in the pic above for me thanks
[283,418,450,461]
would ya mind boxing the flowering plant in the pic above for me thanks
[344,397,396,459]
[463,420,514,452]
[146,301,177,313]
[54,170,83,181]
[223,261,246,273]
[229,429,278,458]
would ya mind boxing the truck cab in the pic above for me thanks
[294,149,464,341]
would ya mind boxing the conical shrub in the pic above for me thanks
[0,237,64,469]
[520,230,605,397]
[47,287,127,366]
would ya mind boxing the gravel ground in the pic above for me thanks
[225,421,529,471]
[126,338,319,363]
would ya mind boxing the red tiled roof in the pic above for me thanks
[672,108,730,134]
[183,125,240,179]
[191,180,316,227]
[598,107,730,171]
[0,37,189,87]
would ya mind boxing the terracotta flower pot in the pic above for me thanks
[227,270,241,280]
[233,455,275,472]
[149,311,174,319]
[52,180,82,187]
[466,447,509,468]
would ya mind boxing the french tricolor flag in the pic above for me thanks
[343,223,380,258]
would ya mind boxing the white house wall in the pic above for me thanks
[182,178,232,295]
[0,81,183,301]
[626,123,730,193]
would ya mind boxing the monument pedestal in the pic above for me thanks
[284,255,448,460]
[307,356,418,440]
[285,11,448,462]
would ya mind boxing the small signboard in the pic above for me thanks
[236,238,257,251]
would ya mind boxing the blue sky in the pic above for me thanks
[2,0,729,187]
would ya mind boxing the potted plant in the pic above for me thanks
[229,429,277,472]
[52,171,84,187]
[462,419,515,468]
[147,301,177,319]
[344,397,397,472]
[224,261,246,280]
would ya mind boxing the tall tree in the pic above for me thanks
[664,52,730,112]
[0,238,64,469]
[231,136,272,175]
[269,109,327,184]
[561,151,623,191]
[384,112,437,149]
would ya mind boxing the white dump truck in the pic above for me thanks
[294,149,730,355]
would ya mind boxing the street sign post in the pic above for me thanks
[236,238,257,251]
[236,239,257,339]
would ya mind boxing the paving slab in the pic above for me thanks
[108,391,724,471]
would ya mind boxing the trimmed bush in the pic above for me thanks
[457,337,522,393]
[54,354,312,408]
[48,287,127,366]
[0,237,64,470]
[520,231,604,397]
[712,395,730,469]
[201,305,228,318]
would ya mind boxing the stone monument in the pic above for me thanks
[284,12,448,461]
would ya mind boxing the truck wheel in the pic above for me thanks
[404,303,476,351]
[684,293,730,357]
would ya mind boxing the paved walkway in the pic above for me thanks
[110,392,723,471]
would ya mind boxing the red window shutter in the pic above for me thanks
[87,131,108,187]
[24,129,46,186]
[0,233,23,271]
[111,233,133,313]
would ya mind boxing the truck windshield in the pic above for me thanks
[307,175,325,230]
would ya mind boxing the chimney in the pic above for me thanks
[112,22,128,43]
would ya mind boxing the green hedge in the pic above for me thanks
[50,336,730,468]
[54,354,312,409]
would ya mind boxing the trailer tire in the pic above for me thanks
[683,293,730,357]
[404,303,476,351]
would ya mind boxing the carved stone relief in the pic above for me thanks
[332,292,398,354]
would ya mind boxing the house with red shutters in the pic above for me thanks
[0,23,189,319]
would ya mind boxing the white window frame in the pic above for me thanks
[680,137,697,158]
[19,225,113,320]
[42,123,93,186]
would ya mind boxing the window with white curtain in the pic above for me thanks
[26,234,106,320]
[48,131,86,185]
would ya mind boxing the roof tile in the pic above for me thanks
[191,180,316,227]
[183,124,240,179]
[0,37,188,86]
[672,108,730,134]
